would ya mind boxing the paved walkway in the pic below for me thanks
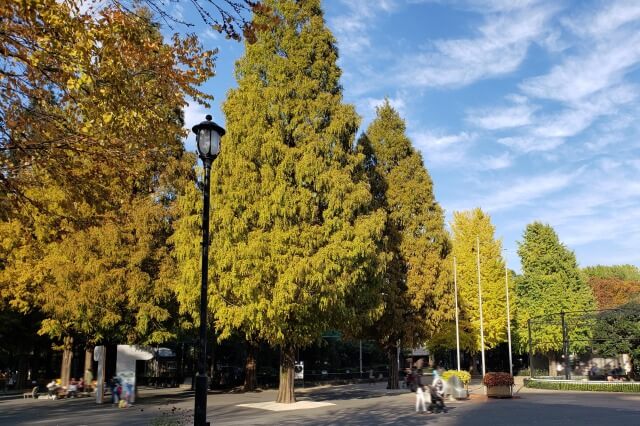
[1,382,639,425]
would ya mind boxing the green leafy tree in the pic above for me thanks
[440,209,511,371]
[515,222,595,374]
[198,0,385,403]
[357,101,451,388]
[581,264,640,281]
[592,302,640,378]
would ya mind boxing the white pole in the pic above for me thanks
[454,256,461,371]
[477,236,486,378]
[359,340,363,375]
[505,259,513,377]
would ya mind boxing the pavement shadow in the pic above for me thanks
[276,404,456,425]
[298,386,411,402]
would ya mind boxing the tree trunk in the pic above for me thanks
[84,347,93,389]
[17,354,28,390]
[548,352,560,377]
[276,345,296,403]
[244,342,258,392]
[470,353,478,375]
[60,336,74,387]
[387,345,399,390]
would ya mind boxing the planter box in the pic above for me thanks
[486,385,513,398]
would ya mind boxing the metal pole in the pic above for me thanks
[528,319,533,378]
[359,340,363,376]
[476,236,486,378]
[454,256,461,371]
[195,162,211,426]
[397,340,400,377]
[561,311,569,380]
[505,261,513,377]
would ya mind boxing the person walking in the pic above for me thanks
[415,370,429,414]
[111,376,121,404]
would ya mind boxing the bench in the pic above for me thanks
[23,387,38,399]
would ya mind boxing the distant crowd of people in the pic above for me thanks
[45,369,94,399]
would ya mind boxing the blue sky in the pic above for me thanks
[173,0,640,272]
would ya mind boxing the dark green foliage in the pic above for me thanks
[592,303,640,375]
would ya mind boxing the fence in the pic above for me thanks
[527,307,640,381]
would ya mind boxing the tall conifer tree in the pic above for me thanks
[208,0,385,403]
[358,101,451,389]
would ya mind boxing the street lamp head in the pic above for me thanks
[193,114,225,164]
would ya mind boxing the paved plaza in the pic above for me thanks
[1,383,639,425]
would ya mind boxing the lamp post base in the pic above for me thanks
[194,373,209,426]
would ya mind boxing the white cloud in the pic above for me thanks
[203,28,220,40]
[171,3,185,22]
[478,152,513,170]
[415,0,541,13]
[497,136,563,153]
[329,1,398,55]
[479,171,576,212]
[397,2,557,88]
[520,30,640,103]
[183,101,209,152]
[467,97,537,130]
[529,84,638,139]
[411,130,476,167]
[562,0,640,38]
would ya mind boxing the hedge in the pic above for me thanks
[525,379,640,393]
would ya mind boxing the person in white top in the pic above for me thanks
[67,378,78,398]
[46,380,58,399]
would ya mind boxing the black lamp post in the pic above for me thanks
[192,114,225,426]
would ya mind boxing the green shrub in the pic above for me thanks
[442,370,471,385]
[525,379,640,393]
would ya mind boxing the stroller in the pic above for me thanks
[428,379,447,413]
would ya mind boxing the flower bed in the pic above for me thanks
[483,372,514,387]
[483,372,514,398]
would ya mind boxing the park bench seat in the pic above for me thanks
[23,387,38,399]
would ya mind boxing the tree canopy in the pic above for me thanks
[582,264,640,281]
[581,265,640,309]
[592,302,640,377]
[1,1,215,211]
[515,222,595,354]
[0,3,212,349]
[357,100,451,388]
[179,0,386,403]
[437,208,510,354]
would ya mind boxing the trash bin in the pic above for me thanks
[447,375,469,399]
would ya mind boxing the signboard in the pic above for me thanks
[294,361,304,380]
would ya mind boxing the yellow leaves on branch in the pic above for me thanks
[1,0,216,205]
